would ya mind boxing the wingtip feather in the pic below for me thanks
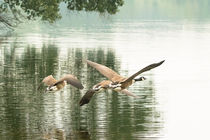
[79,89,95,106]
[160,60,165,64]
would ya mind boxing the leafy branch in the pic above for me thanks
[0,0,124,29]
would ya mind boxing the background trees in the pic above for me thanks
[0,0,124,28]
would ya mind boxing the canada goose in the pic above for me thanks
[79,78,145,106]
[38,74,84,92]
[79,60,164,106]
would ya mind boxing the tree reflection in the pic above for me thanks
[0,45,163,140]
[0,44,25,139]
[0,44,59,139]
[106,79,162,139]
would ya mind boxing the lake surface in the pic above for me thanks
[1,0,210,140]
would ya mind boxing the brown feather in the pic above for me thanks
[54,74,84,89]
[86,60,124,82]
[96,80,112,88]
[37,75,57,90]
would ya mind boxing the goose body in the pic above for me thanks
[86,59,163,91]
[38,74,84,93]
[79,60,163,106]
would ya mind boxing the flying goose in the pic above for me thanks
[38,74,84,92]
[79,59,164,106]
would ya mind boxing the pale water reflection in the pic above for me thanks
[1,0,210,140]
[0,46,163,140]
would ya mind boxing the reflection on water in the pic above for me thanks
[1,0,210,140]
[0,45,163,140]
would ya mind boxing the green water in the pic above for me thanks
[1,0,210,140]
[0,46,162,139]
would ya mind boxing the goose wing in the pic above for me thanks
[79,80,111,106]
[37,75,57,90]
[121,60,165,84]
[79,89,96,106]
[86,60,124,82]
[54,74,84,89]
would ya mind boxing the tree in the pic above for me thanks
[0,0,124,28]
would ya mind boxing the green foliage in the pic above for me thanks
[65,0,124,14]
[0,0,124,27]
[20,0,61,22]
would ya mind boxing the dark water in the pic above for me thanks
[0,46,163,140]
[1,0,210,140]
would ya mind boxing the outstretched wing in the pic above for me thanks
[86,60,124,82]
[54,74,84,89]
[79,89,96,106]
[121,89,139,98]
[121,60,165,84]
[37,75,57,90]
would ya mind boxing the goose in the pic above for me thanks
[38,74,84,92]
[79,60,164,106]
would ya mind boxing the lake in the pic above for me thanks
[0,0,210,140]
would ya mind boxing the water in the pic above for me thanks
[1,0,210,140]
